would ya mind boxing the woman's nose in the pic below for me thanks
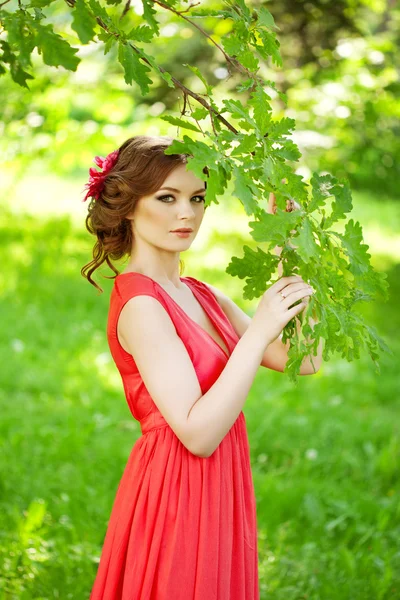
[177,204,196,218]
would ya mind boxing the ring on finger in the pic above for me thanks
[280,291,286,299]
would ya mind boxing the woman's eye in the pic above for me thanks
[156,195,205,203]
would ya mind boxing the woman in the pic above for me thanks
[82,135,318,599]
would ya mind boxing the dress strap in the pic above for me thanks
[182,277,221,312]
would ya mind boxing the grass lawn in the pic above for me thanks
[0,189,398,599]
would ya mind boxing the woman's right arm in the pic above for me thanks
[118,275,312,458]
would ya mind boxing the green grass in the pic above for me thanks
[0,194,399,599]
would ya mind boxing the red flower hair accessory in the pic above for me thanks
[82,149,120,202]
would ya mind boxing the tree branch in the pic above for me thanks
[152,0,256,81]
[64,0,240,134]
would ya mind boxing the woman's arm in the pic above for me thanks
[203,182,325,375]
[119,295,268,458]
[267,192,324,372]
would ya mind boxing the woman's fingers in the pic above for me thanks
[267,193,301,215]
[281,287,313,309]
[273,275,304,295]
[267,192,276,214]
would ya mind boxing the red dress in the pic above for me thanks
[89,272,259,600]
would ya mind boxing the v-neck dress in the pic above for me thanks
[89,272,259,600]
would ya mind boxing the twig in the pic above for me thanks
[63,0,240,134]
[152,0,257,81]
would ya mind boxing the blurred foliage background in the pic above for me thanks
[1,0,399,196]
[0,0,399,598]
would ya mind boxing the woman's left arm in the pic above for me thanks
[205,287,323,377]
[266,192,324,373]
[203,193,323,375]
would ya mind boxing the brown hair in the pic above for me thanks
[81,135,208,294]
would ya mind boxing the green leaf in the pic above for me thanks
[249,206,302,246]
[191,107,209,121]
[309,173,336,213]
[87,0,113,26]
[232,165,260,215]
[222,34,244,57]
[159,115,201,133]
[324,180,353,228]
[269,116,296,140]
[236,48,259,71]
[275,139,301,161]
[189,9,232,18]
[10,58,35,88]
[256,30,282,67]
[0,39,13,64]
[334,219,371,276]
[141,0,159,34]
[229,133,258,156]
[126,25,155,43]
[284,339,306,384]
[1,11,35,69]
[71,0,97,45]
[226,245,280,300]
[248,84,272,134]
[29,0,57,6]
[236,77,257,93]
[97,30,116,54]
[291,218,319,262]
[353,267,390,302]
[257,6,279,30]
[117,41,152,93]
[221,98,256,129]
[234,0,252,21]
[364,324,393,357]
[203,163,229,205]
[273,167,309,203]
[29,20,80,71]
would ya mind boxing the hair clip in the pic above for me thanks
[82,149,120,202]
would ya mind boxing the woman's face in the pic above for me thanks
[128,163,207,250]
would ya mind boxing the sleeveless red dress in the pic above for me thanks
[89,272,259,600]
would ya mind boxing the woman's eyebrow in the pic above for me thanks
[158,187,206,194]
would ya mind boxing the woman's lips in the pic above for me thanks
[171,230,192,237]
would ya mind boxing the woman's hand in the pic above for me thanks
[250,275,315,346]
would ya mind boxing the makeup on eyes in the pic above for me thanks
[156,194,205,203]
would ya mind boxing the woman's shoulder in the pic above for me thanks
[113,272,158,301]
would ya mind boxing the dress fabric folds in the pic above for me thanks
[89,272,259,600]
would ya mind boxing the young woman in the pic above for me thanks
[82,135,319,600]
